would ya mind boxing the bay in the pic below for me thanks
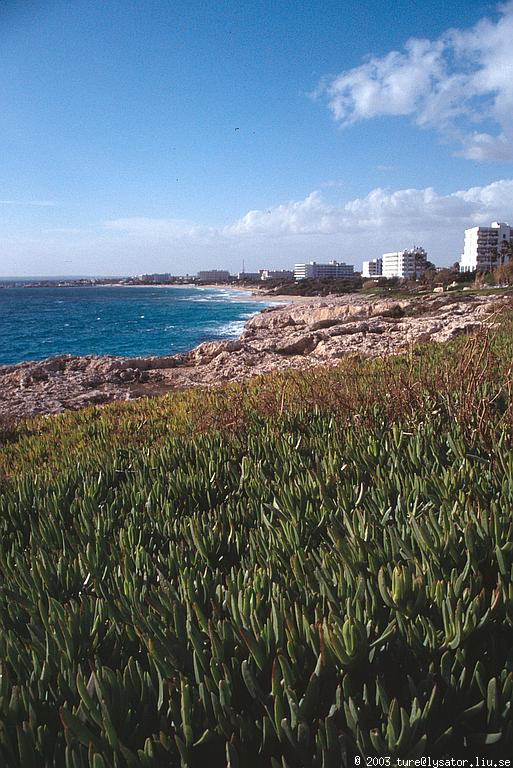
[0,285,272,366]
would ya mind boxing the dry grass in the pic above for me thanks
[1,310,512,483]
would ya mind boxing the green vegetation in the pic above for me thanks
[260,277,363,296]
[1,315,513,765]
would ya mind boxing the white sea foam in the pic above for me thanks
[216,320,246,337]
[178,289,256,304]
[196,298,232,304]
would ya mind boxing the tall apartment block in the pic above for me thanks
[294,261,355,280]
[362,258,383,278]
[381,247,428,279]
[459,221,513,273]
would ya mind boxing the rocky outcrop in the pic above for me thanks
[1,292,510,420]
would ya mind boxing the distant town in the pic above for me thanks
[2,220,512,290]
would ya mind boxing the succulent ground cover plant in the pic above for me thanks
[0,316,512,766]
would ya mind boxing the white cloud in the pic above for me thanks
[457,133,513,162]
[224,192,338,236]
[93,179,513,266]
[4,179,513,275]
[224,180,513,238]
[317,2,513,161]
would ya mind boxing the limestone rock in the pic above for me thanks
[1,292,510,420]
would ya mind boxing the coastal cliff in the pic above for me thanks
[1,292,509,420]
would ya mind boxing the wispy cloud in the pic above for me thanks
[319,179,345,189]
[99,178,513,252]
[0,199,57,207]
[6,179,513,273]
[43,227,86,235]
[103,217,210,238]
[315,2,513,161]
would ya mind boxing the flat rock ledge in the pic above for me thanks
[1,292,510,420]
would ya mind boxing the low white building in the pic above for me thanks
[236,271,260,280]
[362,258,383,278]
[459,221,513,273]
[382,247,428,279]
[197,270,231,282]
[294,261,355,280]
[260,269,294,281]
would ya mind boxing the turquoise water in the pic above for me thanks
[0,285,273,366]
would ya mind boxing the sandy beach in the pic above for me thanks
[193,284,310,303]
[103,282,310,304]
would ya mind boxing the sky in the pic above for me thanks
[1,0,513,276]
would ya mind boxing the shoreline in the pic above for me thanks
[0,284,294,369]
[1,291,510,421]
[5,280,310,305]
[101,282,309,303]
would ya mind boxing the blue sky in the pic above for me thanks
[1,0,513,276]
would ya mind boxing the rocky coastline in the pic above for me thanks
[1,292,510,421]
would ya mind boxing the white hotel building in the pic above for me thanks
[381,247,428,279]
[294,261,355,280]
[362,258,383,278]
[459,221,513,273]
[260,269,294,280]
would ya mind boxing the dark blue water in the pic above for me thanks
[0,286,273,366]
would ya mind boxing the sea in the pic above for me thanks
[0,285,275,367]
